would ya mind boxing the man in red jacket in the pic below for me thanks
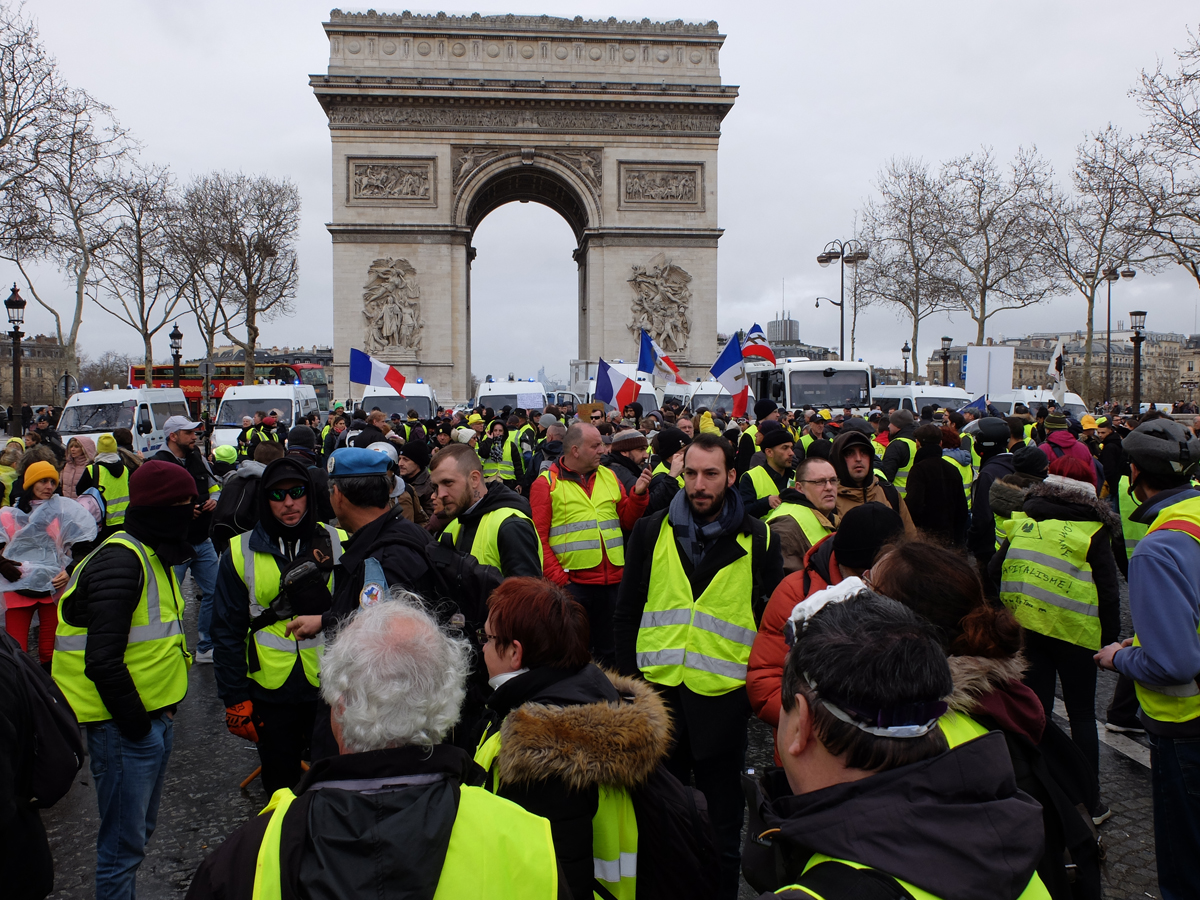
[530,422,650,666]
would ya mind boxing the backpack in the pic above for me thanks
[0,630,83,807]
[210,470,260,555]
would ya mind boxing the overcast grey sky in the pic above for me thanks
[20,0,1200,383]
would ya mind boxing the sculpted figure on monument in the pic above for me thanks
[362,257,423,354]
[628,253,692,355]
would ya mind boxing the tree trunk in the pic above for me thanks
[243,301,258,383]
[143,337,154,388]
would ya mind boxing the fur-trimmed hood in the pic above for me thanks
[1023,476,1119,531]
[497,670,672,791]
[988,479,1030,519]
[946,654,1027,713]
[946,653,1045,743]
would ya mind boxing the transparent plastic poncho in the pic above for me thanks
[0,496,99,593]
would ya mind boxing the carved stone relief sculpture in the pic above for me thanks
[348,158,436,207]
[618,161,704,211]
[628,253,692,356]
[363,258,423,354]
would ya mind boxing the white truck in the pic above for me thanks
[357,382,439,419]
[211,383,320,450]
[57,387,191,456]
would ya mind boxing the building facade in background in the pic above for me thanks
[0,334,67,407]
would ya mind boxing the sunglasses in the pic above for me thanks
[266,485,307,502]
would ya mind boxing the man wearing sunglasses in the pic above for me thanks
[211,458,346,795]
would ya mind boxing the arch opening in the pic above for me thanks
[465,165,591,243]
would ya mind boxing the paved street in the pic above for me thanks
[34,576,1162,899]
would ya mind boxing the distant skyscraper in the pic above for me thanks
[537,366,547,385]
[767,312,800,344]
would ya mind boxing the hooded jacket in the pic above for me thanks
[480,665,671,900]
[441,481,541,578]
[61,436,96,499]
[766,488,836,575]
[829,431,915,534]
[1038,431,1100,490]
[746,734,1046,900]
[988,476,1122,647]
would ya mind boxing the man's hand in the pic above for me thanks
[51,570,69,590]
[633,466,653,496]
[1095,637,1134,671]
[201,498,217,513]
[668,451,685,479]
[768,494,783,509]
[285,615,324,639]
[225,701,258,742]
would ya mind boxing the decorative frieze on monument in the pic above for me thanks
[629,253,692,355]
[541,148,602,189]
[348,157,437,207]
[452,146,507,188]
[328,105,724,136]
[362,258,423,357]
[618,161,703,210]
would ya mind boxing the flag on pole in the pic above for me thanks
[348,348,406,395]
[959,394,988,414]
[742,323,777,365]
[711,336,750,419]
[593,358,642,411]
[637,329,688,384]
[1047,340,1067,404]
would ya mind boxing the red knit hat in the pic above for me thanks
[129,460,197,507]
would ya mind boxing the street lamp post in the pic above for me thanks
[1130,311,1147,415]
[817,239,869,361]
[902,341,911,385]
[169,323,183,390]
[940,336,953,386]
[1083,264,1136,407]
[814,296,844,361]
[5,285,25,438]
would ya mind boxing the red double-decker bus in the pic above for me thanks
[128,362,331,415]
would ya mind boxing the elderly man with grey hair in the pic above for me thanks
[186,596,563,900]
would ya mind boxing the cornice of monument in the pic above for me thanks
[325,10,724,40]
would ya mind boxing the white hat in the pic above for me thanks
[163,415,203,437]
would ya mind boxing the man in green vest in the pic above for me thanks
[210,458,345,796]
[186,598,562,900]
[431,443,542,577]
[766,456,838,574]
[1096,419,1200,898]
[745,589,1049,899]
[738,424,794,518]
[52,460,198,900]
[615,432,783,899]
[880,407,918,497]
[75,433,133,538]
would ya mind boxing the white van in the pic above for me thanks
[211,383,320,450]
[357,382,439,419]
[476,378,549,414]
[57,387,191,456]
[872,385,972,415]
[570,360,663,414]
[991,390,1088,420]
[689,380,758,418]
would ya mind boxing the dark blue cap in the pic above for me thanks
[327,446,391,478]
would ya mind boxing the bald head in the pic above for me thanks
[563,423,603,475]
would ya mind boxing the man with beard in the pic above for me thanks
[615,433,783,900]
[52,461,198,900]
[603,428,649,493]
[431,443,541,577]
[211,458,347,796]
[829,429,915,533]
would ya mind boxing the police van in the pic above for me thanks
[57,387,191,456]
[356,381,439,419]
[689,379,758,418]
[872,384,971,414]
[211,383,320,450]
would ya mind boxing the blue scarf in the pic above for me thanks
[669,485,745,568]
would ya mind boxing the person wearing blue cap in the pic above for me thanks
[285,446,437,760]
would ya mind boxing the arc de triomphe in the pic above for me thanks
[311,10,737,402]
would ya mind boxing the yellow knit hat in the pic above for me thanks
[96,434,118,454]
[23,460,59,489]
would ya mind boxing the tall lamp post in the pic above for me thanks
[814,296,844,361]
[1083,264,1136,407]
[1130,310,1147,414]
[902,340,911,385]
[169,323,183,389]
[817,239,869,361]
[940,336,953,386]
[5,285,25,438]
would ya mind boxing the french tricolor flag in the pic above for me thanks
[742,323,777,365]
[637,329,688,385]
[593,358,641,411]
[349,348,406,395]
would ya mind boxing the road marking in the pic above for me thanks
[1053,698,1151,769]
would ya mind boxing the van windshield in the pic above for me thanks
[789,370,870,409]
[216,398,292,427]
[360,395,434,418]
[59,401,136,434]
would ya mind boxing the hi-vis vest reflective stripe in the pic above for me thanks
[1000,517,1104,651]
[1131,496,1200,724]
[482,437,517,481]
[746,465,782,502]
[252,426,280,444]
[443,507,540,574]
[636,515,759,696]
[473,728,638,900]
[250,784,558,900]
[943,456,973,507]
[1118,475,1149,562]
[775,853,1051,900]
[891,437,918,497]
[652,462,684,489]
[53,533,190,723]
[542,465,624,570]
[92,463,130,525]
[764,502,832,548]
[229,525,345,691]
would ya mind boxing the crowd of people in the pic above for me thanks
[2,391,1198,900]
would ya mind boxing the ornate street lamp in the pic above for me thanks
[5,284,25,437]
[815,296,844,362]
[1083,264,1136,407]
[817,239,868,361]
[169,322,183,389]
[940,336,953,387]
[902,340,911,385]
[1130,311,1147,414]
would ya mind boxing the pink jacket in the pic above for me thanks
[61,436,96,499]
[1038,432,1100,489]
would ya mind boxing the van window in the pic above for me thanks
[138,405,152,433]
[151,401,191,430]
[58,400,135,434]
[902,398,913,411]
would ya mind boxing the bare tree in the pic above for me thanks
[932,147,1062,345]
[78,348,134,390]
[91,164,187,377]
[857,158,954,365]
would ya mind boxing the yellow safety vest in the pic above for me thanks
[938,709,990,747]
[53,533,191,723]
[250,784,558,900]
[775,853,1050,900]
[442,507,540,574]
[91,462,130,526]
[764,502,832,548]
[742,423,759,447]
[1131,496,1200,724]
[943,456,973,507]
[636,515,759,696]
[800,434,816,456]
[869,435,888,459]
[229,525,345,691]
[652,461,684,489]
[1000,517,1104,650]
[474,727,638,900]
[1118,475,1148,562]
[890,437,918,497]
[252,426,280,444]
[542,466,624,570]
[482,437,517,482]
[746,465,783,502]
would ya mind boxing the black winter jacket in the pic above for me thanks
[738,463,790,519]
[152,447,218,544]
[879,424,916,483]
[903,444,969,545]
[968,451,1016,568]
[438,481,541,578]
[603,450,644,494]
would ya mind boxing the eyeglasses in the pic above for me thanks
[266,485,307,502]
[798,477,840,488]
[590,413,603,420]
[475,628,500,645]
